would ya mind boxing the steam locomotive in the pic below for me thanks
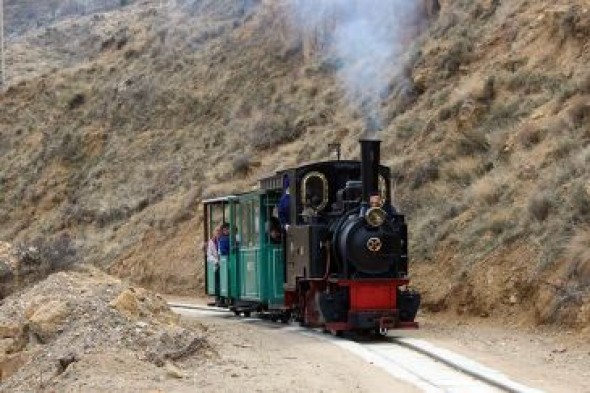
[203,137,420,335]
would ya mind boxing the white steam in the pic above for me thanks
[287,0,422,130]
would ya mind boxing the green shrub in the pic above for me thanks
[528,192,553,222]
[569,181,590,221]
[567,98,590,129]
[517,124,545,149]
[410,160,440,189]
[506,72,562,95]
[440,38,473,77]
[232,154,251,176]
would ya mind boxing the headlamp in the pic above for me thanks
[365,207,387,227]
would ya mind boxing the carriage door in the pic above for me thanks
[264,192,285,308]
[238,197,262,301]
[204,200,228,297]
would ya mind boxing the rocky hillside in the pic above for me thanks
[0,0,589,330]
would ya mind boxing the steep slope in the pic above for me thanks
[0,0,354,294]
[0,0,589,330]
[389,0,590,329]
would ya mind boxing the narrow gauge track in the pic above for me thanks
[170,303,544,393]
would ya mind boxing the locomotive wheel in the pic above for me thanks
[329,329,343,337]
[244,311,251,318]
[233,310,240,316]
[279,312,291,324]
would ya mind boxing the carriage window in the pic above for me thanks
[301,171,329,211]
[253,203,260,238]
[241,203,251,247]
[224,203,230,226]
[209,203,224,237]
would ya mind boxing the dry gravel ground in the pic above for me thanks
[170,297,590,393]
[1,271,588,392]
[183,312,419,393]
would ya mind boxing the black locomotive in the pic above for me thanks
[255,136,420,334]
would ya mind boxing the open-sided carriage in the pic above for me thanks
[203,192,286,317]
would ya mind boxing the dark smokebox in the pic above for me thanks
[360,135,381,204]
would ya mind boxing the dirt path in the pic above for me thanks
[168,297,590,393]
[181,310,419,393]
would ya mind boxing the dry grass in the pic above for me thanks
[527,191,553,222]
[468,174,506,206]
[568,180,590,221]
[231,154,252,176]
[516,122,545,149]
[566,96,590,130]
[578,72,590,95]
[441,156,485,186]
[565,228,590,285]
[410,159,440,189]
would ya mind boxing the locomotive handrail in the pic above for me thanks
[322,241,331,281]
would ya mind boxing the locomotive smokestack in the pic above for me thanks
[360,134,381,205]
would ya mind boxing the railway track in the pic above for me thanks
[169,302,544,393]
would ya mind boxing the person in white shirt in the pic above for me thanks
[206,225,222,306]
[207,225,221,268]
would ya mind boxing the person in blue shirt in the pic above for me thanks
[278,175,291,228]
[218,223,230,256]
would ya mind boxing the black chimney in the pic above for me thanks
[360,136,381,204]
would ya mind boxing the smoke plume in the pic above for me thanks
[287,0,423,131]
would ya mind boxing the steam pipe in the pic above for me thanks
[360,136,381,205]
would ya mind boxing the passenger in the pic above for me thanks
[267,217,282,245]
[369,194,382,208]
[301,196,314,224]
[269,227,282,244]
[370,193,396,217]
[218,223,230,256]
[207,225,222,306]
[207,225,221,268]
[278,176,291,229]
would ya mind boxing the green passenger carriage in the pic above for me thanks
[203,189,286,316]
